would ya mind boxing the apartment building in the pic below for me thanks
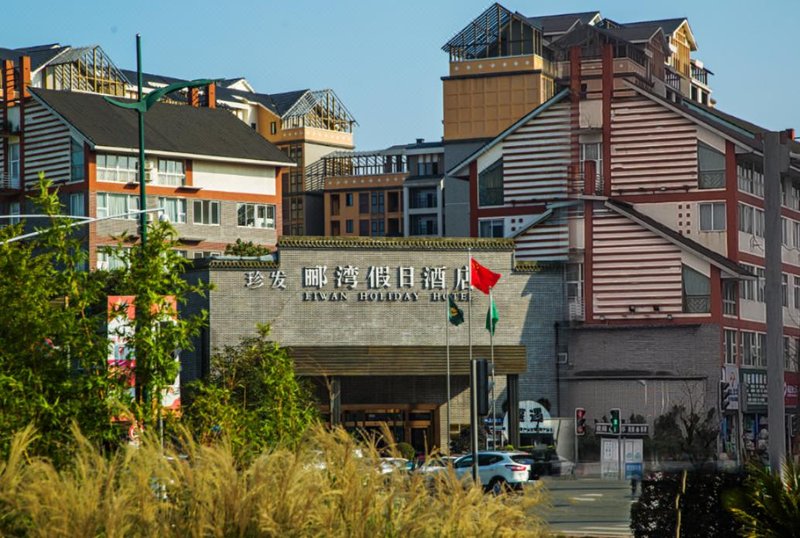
[118,69,358,237]
[0,48,293,263]
[447,19,800,458]
[441,4,716,236]
[314,140,445,238]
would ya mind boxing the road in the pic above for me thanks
[534,477,635,537]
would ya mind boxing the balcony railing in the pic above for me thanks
[691,65,709,86]
[568,298,584,321]
[0,174,21,191]
[665,71,681,91]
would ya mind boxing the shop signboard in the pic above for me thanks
[741,369,768,413]
[503,400,553,435]
[786,371,800,409]
[723,365,739,410]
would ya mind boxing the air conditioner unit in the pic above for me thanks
[144,159,156,170]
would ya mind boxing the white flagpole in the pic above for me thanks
[490,289,496,450]
[468,247,479,483]
[445,294,451,455]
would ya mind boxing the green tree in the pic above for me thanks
[725,461,800,537]
[224,238,271,257]
[0,175,206,461]
[183,324,317,459]
[652,404,718,465]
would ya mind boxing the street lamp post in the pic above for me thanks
[103,34,216,246]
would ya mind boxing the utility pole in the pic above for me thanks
[762,130,792,475]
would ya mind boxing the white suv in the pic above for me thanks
[452,451,535,491]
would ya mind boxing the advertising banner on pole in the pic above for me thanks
[107,295,180,413]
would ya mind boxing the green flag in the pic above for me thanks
[486,295,499,335]
[448,294,464,326]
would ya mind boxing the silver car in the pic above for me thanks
[452,451,534,491]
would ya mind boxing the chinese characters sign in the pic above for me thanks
[243,264,476,303]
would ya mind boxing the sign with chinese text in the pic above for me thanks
[741,369,768,412]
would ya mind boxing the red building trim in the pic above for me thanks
[469,160,478,237]
[601,43,613,197]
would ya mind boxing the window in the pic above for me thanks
[741,264,756,301]
[96,154,138,183]
[783,273,790,307]
[359,219,369,236]
[792,185,800,211]
[478,158,503,207]
[724,330,737,365]
[359,193,369,214]
[478,219,504,238]
[410,188,437,209]
[698,142,725,188]
[794,222,800,249]
[371,219,385,237]
[409,215,438,235]
[8,142,19,184]
[737,160,764,197]
[96,193,139,219]
[345,219,353,234]
[794,276,800,309]
[346,193,354,207]
[682,265,710,313]
[371,192,385,214]
[331,221,340,236]
[68,192,85,217]
[754,209,765,238]
[723,280,737,316]
[236,203,275,229]
[415,154,440,176]
[738,204,753,234]
[8,201,20,224]
[155,160,185,186]
[783,218,790,246]
[756,267,766,303]
[566,262,584,321]
[580,142,603,181]
[270,122,277,135]
[699,202,725,231]
[193,200,219,225]
[70,139,84,181]
[330,194,340,216]
[159,197,187,223]
[96,248,129,270]
[787,337,800,372]
[742,331,766,368]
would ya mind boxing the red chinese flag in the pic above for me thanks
[470,258,501,294]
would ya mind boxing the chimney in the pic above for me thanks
[188,87,200,107]
[17,55,30,98]
[2,60,16,103]
[416,138,424,144]
[206,83,216,109]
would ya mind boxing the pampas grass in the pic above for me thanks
[0,424,548,537]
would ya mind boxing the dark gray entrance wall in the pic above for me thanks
[561,324,721,426]
[181,237,566,410]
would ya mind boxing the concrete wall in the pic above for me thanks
[561,324,721,426]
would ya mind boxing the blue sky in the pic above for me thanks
[6,1,798,149]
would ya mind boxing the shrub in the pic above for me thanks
[0,424,549,537]
[631,470,744,537]
[395,442,416,460]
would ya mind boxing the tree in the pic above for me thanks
[224,239,271,257]
[725,460,800,537]
[652,404,718,465]
[0,175,206,462]
[183,324,317,459]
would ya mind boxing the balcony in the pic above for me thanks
[568,298,584,322]
[665,70,682,92]
[690,64,711,87]
[0,174,21,192]
[409,190,438,210]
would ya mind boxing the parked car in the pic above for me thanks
[379,457,410,474]
[414,456,458,474]
[452,451,535,491]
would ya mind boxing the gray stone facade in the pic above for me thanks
[182,237,565,449]
[560,324,721,427]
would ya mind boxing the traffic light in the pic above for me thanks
[575,407,586,436]
[720,381,732,412]
[609,408,621,434]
